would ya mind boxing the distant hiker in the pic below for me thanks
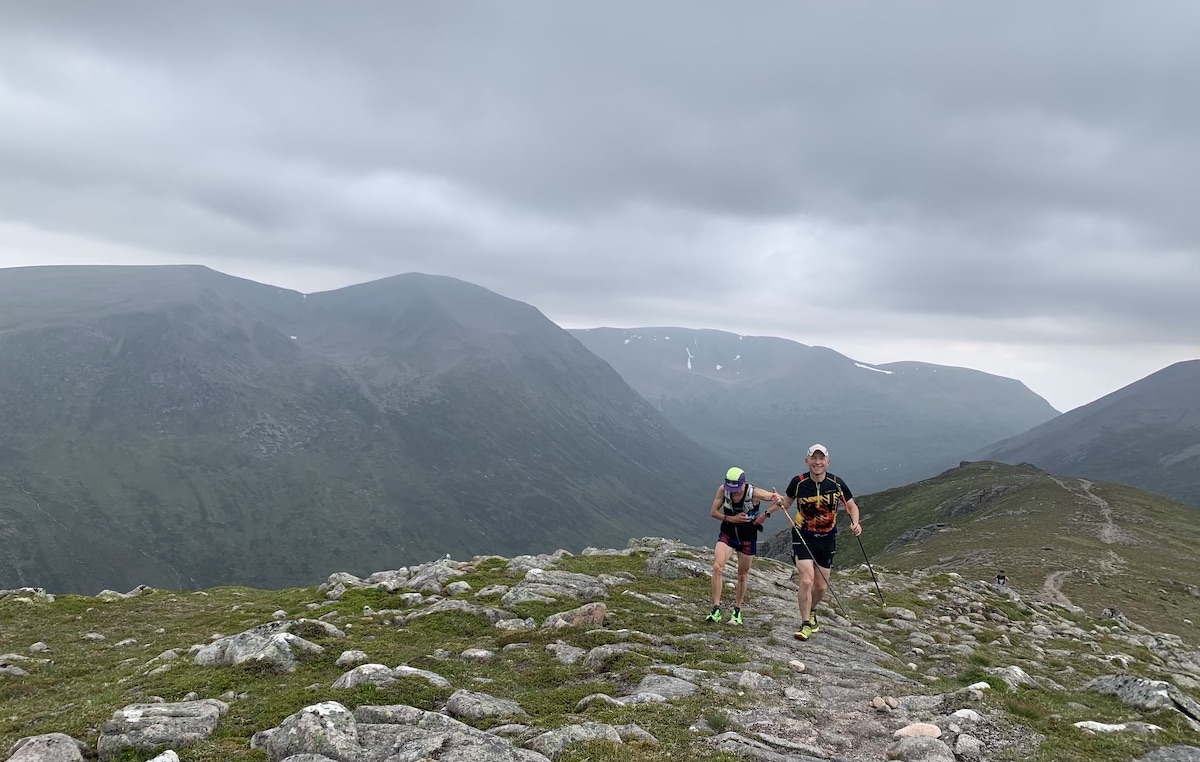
[706,467,782,625]
[772,444,862,641]
[995,570,1007,587]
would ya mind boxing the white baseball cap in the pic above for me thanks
[807,443,829,457]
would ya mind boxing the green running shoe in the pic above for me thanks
[793,624,813,641]
[729,608,743,625]
[807,613,820,632]
[704,607,722,623]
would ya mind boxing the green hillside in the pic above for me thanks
[839,461,1200,640]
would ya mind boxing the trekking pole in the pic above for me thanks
[855,532,885,606]
[839,495,884,606]
[776,491,850,622]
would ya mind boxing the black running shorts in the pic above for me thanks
[793,530,836,569]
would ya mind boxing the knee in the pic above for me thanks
[712,561,724,575]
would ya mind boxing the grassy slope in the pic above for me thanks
[847,461,1200,639]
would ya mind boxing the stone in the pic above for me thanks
[632,674,696,699]
[335,650,369,667]
[331,664,396,689]
[529,722,622,760]
[542,602,607,629]
[894,722,942,738]
[889,735,955,761]
[7,733,88,762]
[445,689,529,721]
[393,665,452,689]
[261,702,360,762]
[97,700,228,761]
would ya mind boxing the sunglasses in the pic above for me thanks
[725,479,744,488]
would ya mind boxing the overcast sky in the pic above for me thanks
[1,2,1197,412]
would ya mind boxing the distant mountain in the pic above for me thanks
[0,266,724,593]
[970,360,1200,507]
[569,327,1059,494]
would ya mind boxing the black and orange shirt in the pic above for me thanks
[785,472,853,534]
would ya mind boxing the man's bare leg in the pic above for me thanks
[711,542,736,607]
[794,558,816,621]
[734,552,753,608]
[810,563,831,612]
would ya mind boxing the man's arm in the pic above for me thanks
[751,486,784,508]
[709,487,726,521]
[711,487,751,522]
[749,486,780,524]
[844,497,863,536]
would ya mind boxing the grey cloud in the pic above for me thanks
[0,1,1197,408]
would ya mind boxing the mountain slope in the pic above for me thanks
[569,327,1059,493]
[0,266,724,593]
[971,360,1200,507]
[760,461,1200,639]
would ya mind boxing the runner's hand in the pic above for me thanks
[850,522,862,536]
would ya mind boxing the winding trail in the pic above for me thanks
[1039,476,1125,609]
[1041,570,1077,609]
[1049,476,1119,544]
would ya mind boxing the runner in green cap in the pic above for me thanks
[705,467,783,625]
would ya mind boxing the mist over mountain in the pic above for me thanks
[0,266,724,593]
[971,360,1200,507]
[569,327,1059,493]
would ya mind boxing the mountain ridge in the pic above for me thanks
[0,266,725,593]
[569,326,1060,494]
[970,360,1200,507]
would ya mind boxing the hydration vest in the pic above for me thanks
[722,484,761,517]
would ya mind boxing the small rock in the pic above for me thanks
[952,708,983,723]
[335,650,369,667]
[462,648,495,661]
[894,722,942,738]
[955,733,984,759]
[444,581,473,596]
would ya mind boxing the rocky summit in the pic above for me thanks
[2,538,1200,762]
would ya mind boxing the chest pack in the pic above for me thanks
[722,484,761,517]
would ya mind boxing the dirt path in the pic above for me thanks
[1077,479,1119,543]
[1050,476,1119,544]
[1041,570,1077,609]
[1039,477,1125,609]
